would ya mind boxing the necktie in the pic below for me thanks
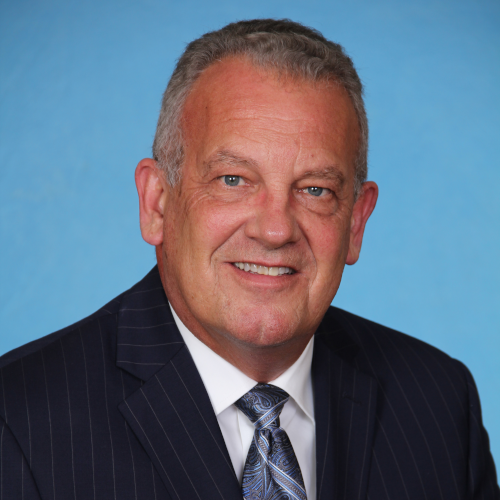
[235,383,308,500]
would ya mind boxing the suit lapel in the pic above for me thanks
[116,268,240,500]
[314,309,378,500]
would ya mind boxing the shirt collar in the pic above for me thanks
[269,336,314,422]
[169,303,315,423]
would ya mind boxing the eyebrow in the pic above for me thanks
[203,149,346,187]
[202,150,258,176]
[300,166,346,188]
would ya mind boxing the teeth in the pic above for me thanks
[233,262,294,276]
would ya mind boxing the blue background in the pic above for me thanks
[1,0,499,466]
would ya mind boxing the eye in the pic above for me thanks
[306,186,325,197]
[223,175,243,187]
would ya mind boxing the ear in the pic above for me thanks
[135,158,168,246]
[346,181,378,265]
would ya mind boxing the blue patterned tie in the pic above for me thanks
[235,384,308,500]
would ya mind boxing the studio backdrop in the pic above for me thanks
[1,0,499,465]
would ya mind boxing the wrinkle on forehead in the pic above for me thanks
[181,57,360,185]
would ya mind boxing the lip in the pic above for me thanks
[231,261,298,272]
[226,262,299,288]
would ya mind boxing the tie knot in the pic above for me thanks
[235,384,289,430]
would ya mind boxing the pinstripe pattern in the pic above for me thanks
[154,376,227,498]
[1,424,4,500]
[318,307,499,499]
[0,266,497,499]
[40,351,55,500]
[21,359,31,469]
[169,359,236,476]
[317,349,332,500]
[79,329,96,500]
[59,339,76,500]
[152,462,157,500]
[98,321,117,500]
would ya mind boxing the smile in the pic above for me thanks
[233,262,295,276]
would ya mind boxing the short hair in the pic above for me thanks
[152,19,368,196]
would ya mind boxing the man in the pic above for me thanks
[0,18,497,500]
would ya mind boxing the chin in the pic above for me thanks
[220,304,306,348]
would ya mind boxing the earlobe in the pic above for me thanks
[346,181,378,265]
[135,158,167,246]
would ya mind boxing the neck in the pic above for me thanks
[195,326,312,383]
[172,297,312,382]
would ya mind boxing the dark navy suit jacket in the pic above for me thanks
[0,267,498,499]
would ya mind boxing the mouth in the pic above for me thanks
[232,262,296,276]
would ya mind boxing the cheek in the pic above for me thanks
[181,196,249,259]
[307,217,351,271]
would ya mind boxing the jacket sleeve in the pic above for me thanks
[0,417,42,499]
[462,363,500,499]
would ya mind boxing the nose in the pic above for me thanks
[244,190,300,249]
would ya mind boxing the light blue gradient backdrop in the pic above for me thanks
[1,0,499,465]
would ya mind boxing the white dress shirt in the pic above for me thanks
[169,305,316,499]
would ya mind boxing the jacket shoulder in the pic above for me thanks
[0,292,124,371]
[323,308,499,494]
[0,265,163,377]
[323,305,470,388]
[326,305,461,361]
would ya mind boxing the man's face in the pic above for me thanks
[157,57,368,350]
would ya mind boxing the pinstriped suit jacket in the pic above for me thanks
[0,266,498,499]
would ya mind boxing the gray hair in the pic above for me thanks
[152,19,368,196]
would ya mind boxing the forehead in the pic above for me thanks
[181,57,360,172]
